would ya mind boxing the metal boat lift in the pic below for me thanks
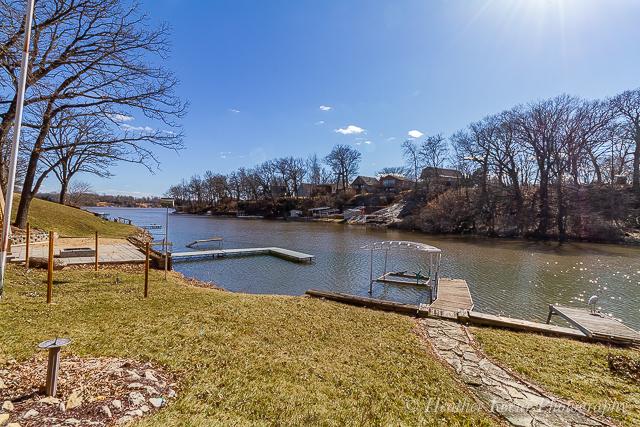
[362,241,442,302]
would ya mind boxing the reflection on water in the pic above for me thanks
[87,207,640,329]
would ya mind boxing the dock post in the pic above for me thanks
[546,305,554,324]
[47,231,54,304]
[368,248,374,294]
[94,231,99,272]
[25,222,30,269]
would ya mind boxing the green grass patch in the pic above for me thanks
[472,327,640,426]
[0,266,495,426]
[11,197,135,237]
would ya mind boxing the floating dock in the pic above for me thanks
[547,304,640,345]
[172,247,314,263]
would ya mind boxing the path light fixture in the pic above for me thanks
[38,337,71,396]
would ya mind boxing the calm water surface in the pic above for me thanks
[88,207,640,329]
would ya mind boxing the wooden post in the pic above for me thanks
[25,222,30,269]
[47,231,54,304]
[144,242,149,298]
[546,305,554,324]
[94,230,99,272]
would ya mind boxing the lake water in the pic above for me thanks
[87,207,640,329]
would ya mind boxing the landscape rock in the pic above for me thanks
[64,419,81,425]
[128,391,145,406]
[125,409,143,417]
[22,409,38,419]
[149,397,164,408]
[144,370,158,382]
[115,415,133,425]
[65,391,83,410]
[111,400,122,410]
[0,413,9,425]
[101,405,112,418]
[140,405,149,413]
[40,396,61,405]
[2,401,13,411]
[127,382,144,389]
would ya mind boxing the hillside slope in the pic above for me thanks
[10,197,136,238]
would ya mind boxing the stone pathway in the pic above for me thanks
[418,318,612,427]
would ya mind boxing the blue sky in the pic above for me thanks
[43,0,640,197]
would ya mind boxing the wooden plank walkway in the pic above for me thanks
[428,278,474,316]
[467,311,587,339]
[8,239,145,266]
[547,304,640,344]
[172,247,314,263]
[305,289,421,315]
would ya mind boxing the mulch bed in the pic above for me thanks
[0,355,177,426]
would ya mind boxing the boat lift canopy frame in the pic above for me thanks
[361,240,442,301]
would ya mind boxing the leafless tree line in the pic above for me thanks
[410,90,640,241]
[167,145,362,209]
[0,0,186,227]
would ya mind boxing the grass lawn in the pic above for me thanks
[0,265,496,426]
[10,197,136,238]
[472,327,640,427]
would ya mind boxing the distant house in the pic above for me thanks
[297,183,332,197]
[351,176,380,193]
[379,174,413,192]
[270,184,288,198]
[420,167,463,185]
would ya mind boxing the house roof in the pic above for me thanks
[379,174,411,181]
[352,176,380,186]
[421,167,463,179]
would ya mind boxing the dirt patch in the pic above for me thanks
[608,353,640,383]
[0,355,177,426]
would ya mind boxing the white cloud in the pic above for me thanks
[364,140,372,145]
[386,136,396,142]
[408,129,424,138]
[229,108,240,113]
[314,120,325,125]
[108,113,134,123]
[121,124,154,133]
[220,151,232,159]
[319,105,332,111]
[335,124,365,135]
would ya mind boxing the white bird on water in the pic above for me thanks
[588,295,599,314]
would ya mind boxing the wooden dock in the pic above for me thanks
[466,311,587,339]
[427,278,474,318]
[186,237,223,249]
[172,247,314,263]
[547,304,640,344]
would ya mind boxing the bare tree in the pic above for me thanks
[66,180,94,206]
[402,140,421,189]
[324,144,361,191]
[0,0,186,228]
[419,134,448,170]
[610,88,640,193]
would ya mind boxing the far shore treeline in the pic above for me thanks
[168,89,640,244]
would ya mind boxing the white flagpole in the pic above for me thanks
[0,0,36,299]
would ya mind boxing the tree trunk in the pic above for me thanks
[537,170,550,237]
[14,151,41,229]
[59,179,69,204]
